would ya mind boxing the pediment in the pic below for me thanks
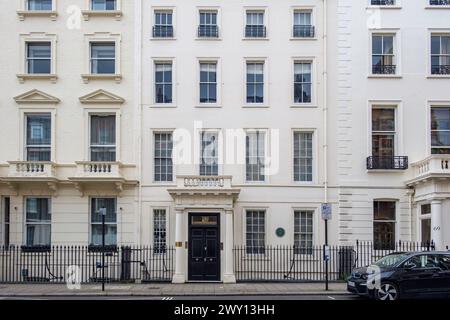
[14,89,60,104]
[79,89,125,104]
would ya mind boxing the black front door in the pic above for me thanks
[188,213,220,281]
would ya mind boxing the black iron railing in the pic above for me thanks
[0,245,174,284]
[198,25,219,38]
[152,25,174,38]
[293,25,315,38]
[234,241,436,283]
[431,65,450,75]
[245,25,267,38]
[371,0,395,5]
[430,0,450,5]
[366,156,408,170]
[372,64,397,75]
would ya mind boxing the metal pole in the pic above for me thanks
[102,211,105,292]
[325,219,329,291]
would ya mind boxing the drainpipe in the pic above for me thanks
[135,0,143,245]
[323,0,329,214]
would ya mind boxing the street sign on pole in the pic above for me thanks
[321,203,332,220]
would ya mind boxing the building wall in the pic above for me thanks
[0,0,138,246]
[329,0,450,247]
[139,0,330,247]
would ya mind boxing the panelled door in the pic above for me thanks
[188,213,220,281]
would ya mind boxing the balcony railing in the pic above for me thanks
[152,25,174,38]
[366,156,408,170]
[430,0,450,5]
[175,175,233,189]
[74,161,122,179]
[372,65,396,75]
[431,65,450,75]
[371,0,395,5]
[410,155,450,182]
[245,25,266,38]
[7,161,56,179]
[198,25,219,38]
[293,25,315,38]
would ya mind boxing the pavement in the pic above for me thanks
[0,282,349,298]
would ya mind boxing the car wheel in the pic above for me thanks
[375,282,399,301]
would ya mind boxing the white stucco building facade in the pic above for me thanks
[0,0,449,284]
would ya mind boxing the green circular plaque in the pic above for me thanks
[275,228,285,238]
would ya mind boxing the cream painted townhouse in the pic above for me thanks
[0,0,449,284]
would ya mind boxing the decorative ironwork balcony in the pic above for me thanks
[372,65,396,75]
[245,25,266,38]
[152,25,174,38]
[366,156,408,170]
[371,0,395,5]
[293,25,315,38]
[430,0,450,5]
[431,65,450,75]
[198,25,219,38]
[7,161,57,179]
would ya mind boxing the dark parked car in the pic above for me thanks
[347,251,450,300]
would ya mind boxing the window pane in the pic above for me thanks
[246,132,265,181]
[374,222,395,250]
[246,210,265,254]
[26,198,51,246]
[91,198,117,223]
[294,132,313,182]
[91,115,115,145]
[200,132,218,176]
[372,36,382,54]
[153,209,167,253]
[91,225,117,246]
[431,36,441,55]
[28,0,52,10]
[154,133,173,181]
[27,114,51,146]
[383,36,393,54]
[372,108,395,131]
[372,134,395,157]
[431,108,450,130]
[91,43,115,59]
[374,201,396,221]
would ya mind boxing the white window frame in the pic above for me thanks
[291,6,316,40]
[83,33,121,83]
[428,101,450,155]
[291,208,319,255]
[19,108,56,162]
[368,29,402,78]
[152,130,175,184]
[17,0,57,20]
[292,130,316,184]
[151,58,176,107]
[373,199,399,250]
[243,7,268,40]
[243,208,268,255]
[417,203,432,244]
[24,113,52,162]
[88,0,120,11]
[83,108,121,162]
[151,7,176,40]
[18,33,57,83]
[292,57,316,107]
[367,0,402,9]
[196,129,222,176]
[197,58,221,107]
[244,129,269,184]
[243,58,269,107]
[428,30,450,78]
[23,196,52,247]
[152,207,168,254]
[367,101,403,158]
[89,197,118,246]
[196,7,221,40]
[89,114,117,162]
